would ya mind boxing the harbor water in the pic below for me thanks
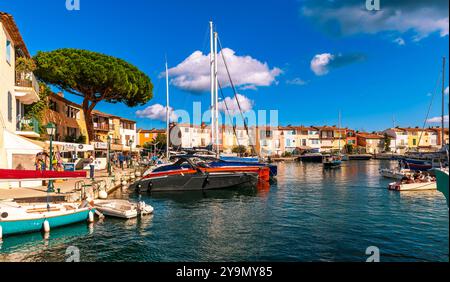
[0,160,448,262]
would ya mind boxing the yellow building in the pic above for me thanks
[43,92,89,143]
[137,128,165,146]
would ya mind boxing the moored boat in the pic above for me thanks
[379,168,413,180]
[94,199,153,219]
[323,155,342,169]
[432,168,449,208]
[0,201,95,238]
[348,154,372,160]
[297,152,323,163]
[133,156,260,193]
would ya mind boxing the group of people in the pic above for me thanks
[109,152,138,170]
[400,171,436,184]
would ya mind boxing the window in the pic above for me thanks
[311,139,319,145]
[286,139,291,147]
[7,92,12,122]
[66,106,79,119]
[67,127,78,137]
[144,133,150,138]
[6,40,12,64]
[302,139,307,146]
[49,100,58,112]
[413,139,417,146]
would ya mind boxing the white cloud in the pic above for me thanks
[393,37,405,46]
[445,86,449,95]
[218,94,254,115]
[310,53,334,76]
[136,104,178,121]
[302,0,449,42]
[427,115,449,123]
[166,48,282,92]
[286,77,308,85]
[310,53,365,76]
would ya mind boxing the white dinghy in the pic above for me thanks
[94,199,153,219]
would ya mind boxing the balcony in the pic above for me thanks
[93,123,110,131]
[15,116,40,138]
[15,71,40,105]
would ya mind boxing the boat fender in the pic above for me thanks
[88,211,94,223]
[98,190,108,199]
[43,220,50,233]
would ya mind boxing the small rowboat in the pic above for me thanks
[388,181,437,191]
[94,199,153,219]
[379,168,413,180]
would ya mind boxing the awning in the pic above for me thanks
[46,141,94,152]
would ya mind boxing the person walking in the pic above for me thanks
[88,154,95,180]
[118,153,124,170]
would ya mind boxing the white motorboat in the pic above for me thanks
[93,199,153,219]
[379,168,413,180]
[388,180,437,191]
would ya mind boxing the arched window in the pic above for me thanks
[7,92,12,122]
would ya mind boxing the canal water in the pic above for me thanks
[0,160,448,262]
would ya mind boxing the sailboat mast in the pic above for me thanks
[338,110,341,153]
[214,31,220,157]
[165,61,170,160]
[442,57,446,149]
[210,21,215,151]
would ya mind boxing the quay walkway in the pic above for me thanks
[0,167,143,203]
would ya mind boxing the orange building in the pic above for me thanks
[137,128,165,146]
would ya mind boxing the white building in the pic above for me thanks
[119,118,137,150]
[1,12,42,188]
[172,123,211,149]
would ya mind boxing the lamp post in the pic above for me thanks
[107,135,112,176]
[46,122,56,193]
[129,139,134,168]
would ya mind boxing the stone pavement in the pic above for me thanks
[0,167,143,202]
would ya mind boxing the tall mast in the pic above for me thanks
[214,31,220,157]
[338,110,341,153]
[442,57,446,149]
[165,61,170,160]
[210,21,215,151]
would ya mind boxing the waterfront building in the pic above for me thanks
[383,127,448,153]
[0,12,42,188]
[221,125,257,154]
[356,132,384,154]
[279,126,321,154]
[258,126,282,157]
[43,92,88,143]
[137,128,166,147]
[172,123,211,149]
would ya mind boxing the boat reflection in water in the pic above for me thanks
[0,222,93,261]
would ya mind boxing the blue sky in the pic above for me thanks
[1,0,449,131]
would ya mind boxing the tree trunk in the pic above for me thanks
[82,99,96,144]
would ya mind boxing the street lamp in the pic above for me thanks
[129,139,134,168]
[46,122,56,193]
[107,135,112,176]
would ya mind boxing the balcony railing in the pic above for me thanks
[93,123,110,131]
[16,116,40,135]
[15,71,40,94]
